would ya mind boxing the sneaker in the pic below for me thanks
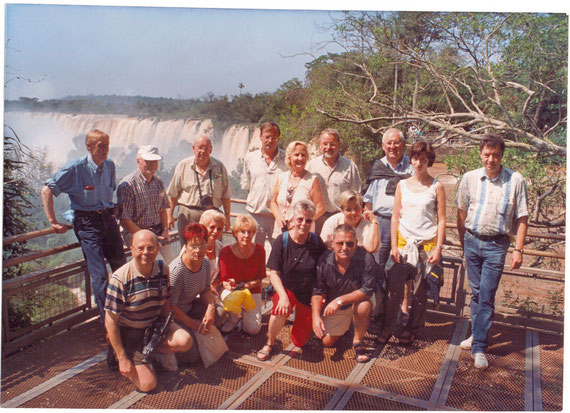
[460,335,473,350]
[155,352,178,371]
[473,352,488,369]
[221,319,238,333]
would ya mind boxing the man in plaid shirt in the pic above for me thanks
[117,145,176,263]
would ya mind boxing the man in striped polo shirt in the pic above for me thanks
[105,230,192,392]
[456,135,528,370]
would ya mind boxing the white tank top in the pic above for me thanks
[398,179,439,241]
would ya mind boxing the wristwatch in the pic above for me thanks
[336,298,343,306]
[514,248,524,253]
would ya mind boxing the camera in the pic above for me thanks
[199,195,214,210]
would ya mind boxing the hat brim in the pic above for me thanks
[140,154,162,161]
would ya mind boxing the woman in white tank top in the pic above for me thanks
[379,141,446,345]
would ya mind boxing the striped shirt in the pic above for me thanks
[105,259,170,329]
[169,256,211,314]
[117,169,169,229]
[456,166,528,236]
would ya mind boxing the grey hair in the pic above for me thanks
[319,128,341,143]
[333,223,357,238]
[382,128,405,144]
[291,199,316,218]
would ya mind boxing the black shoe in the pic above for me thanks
[107,344,118,371]
[397,308,410,328]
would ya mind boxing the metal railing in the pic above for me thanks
[2,198,564,355]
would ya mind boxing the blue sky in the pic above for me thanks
[4,3,342,100]
[3,1,567,101]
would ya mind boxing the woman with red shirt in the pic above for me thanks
[219,214,266,335]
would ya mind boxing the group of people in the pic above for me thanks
[42,121,528,392]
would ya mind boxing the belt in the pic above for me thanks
[373,212,392,219]
[74,208,113,216]
[466,229,508,242]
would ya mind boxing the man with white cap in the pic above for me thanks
[117,145,176,263]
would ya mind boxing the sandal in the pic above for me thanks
[256,344,274,361]
[375,330,392,345]
[353,342,370,363]
[398,332,415,346]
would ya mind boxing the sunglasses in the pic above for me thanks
[335,241,355,248]
[294,217,313,225]
[286,187,295,204]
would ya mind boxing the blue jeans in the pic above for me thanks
[373,214,392,271]
[73,212,126,321]
[463,231,509,354]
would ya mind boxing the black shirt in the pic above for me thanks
[313,247,378,306]
[267,232,327,306]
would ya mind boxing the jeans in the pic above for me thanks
[73,212,126,321]
[373,214,392,271]
[463,231,509,354]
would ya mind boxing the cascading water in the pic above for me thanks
[4,111,259,177]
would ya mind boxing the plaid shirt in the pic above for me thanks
[117,169,169,229]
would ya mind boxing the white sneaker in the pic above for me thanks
[473,352,488,370]
[156,352,178,371]
[460,335,473,350]
[221,319,238,333]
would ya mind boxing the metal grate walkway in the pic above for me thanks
[1,311,562,410]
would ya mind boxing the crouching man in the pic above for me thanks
[311,224,378,363]
[105,230,192,392]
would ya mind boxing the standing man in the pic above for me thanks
[311,224,377,363]
[307,128,361,234]
[105,230,192,392]
[456,134,528,369]
[167,135,232,248]
[362,128,413,325]
[241,121,287,247]
[117,145,175,264]
[41,129,126,322]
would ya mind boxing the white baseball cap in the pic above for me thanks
[138,145,162,161]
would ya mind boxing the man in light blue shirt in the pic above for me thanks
[363,128,413,330]
[363,128,414,269]
[42,130,126,322]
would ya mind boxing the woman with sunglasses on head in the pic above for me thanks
[379,141,446,346]
[256,200,327,361]
[169,223,227,365]
[270,141,324,239]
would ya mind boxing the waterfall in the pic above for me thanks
[4,112,260,176]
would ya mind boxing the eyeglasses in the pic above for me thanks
[335,241,355,248]
[187,242,206,251]
[294,217,313,225]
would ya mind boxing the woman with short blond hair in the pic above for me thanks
[199,209,226,285]
[218,214,266,335]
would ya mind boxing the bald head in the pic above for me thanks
[193,135,213,165]
[132,229,158,247]
[130,229,159,273]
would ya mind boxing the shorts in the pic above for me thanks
[120,326,149,366]
[322,306,353,337]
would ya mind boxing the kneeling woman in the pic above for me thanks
[257,200,326,361]
[169,224,227,364]
[219,214,266,335]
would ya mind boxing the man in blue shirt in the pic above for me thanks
[41,129,126,322]
[363,128,414,331]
